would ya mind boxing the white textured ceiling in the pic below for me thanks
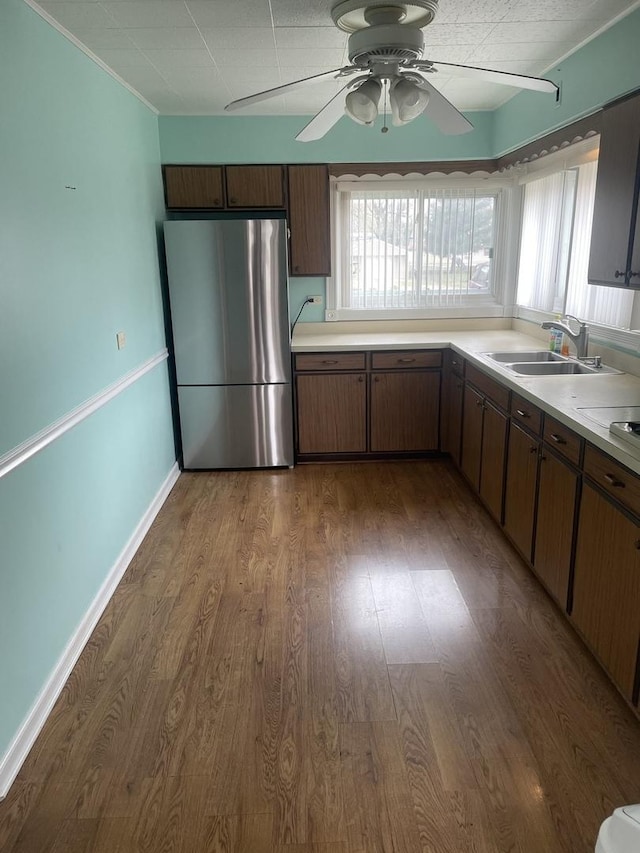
[33,0,640,114]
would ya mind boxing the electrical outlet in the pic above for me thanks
[308,295,323,305]
[116,331,126,350]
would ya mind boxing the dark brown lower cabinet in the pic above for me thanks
[461,384,484,488]
[572,482,640,702]
[370,371,440,452]
[296,373,366,454]
[442,368,464,464]
[460,384,507,523]
[478,401,508,523]
[504,421,539,561]
[533,449,578,607]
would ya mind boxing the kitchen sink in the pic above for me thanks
[483,351,622,376]
[484,350,564,362]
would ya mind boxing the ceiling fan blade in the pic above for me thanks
[427,60,559,97]
[225,67,355,112]
[295,83,354,142]
[410,76,474,135]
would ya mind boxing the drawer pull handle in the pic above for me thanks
[529,445,537,454]
[515,409,529,418]
[549,433,566,444]
[604,473,625,488]
[358,376,364,382]
[631,271,640,278]
[397,357,416,363]
[322,359,338,364]
[615,270,625,278]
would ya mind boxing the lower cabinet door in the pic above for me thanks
[572,483,640,702]
[479,401,508,523]
[296,373,366,454]
[461,384,484,490]
[534,450,578,607]
[503,421,539,561]
[370,371,440,452]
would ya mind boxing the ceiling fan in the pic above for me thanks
[224,0,559,142]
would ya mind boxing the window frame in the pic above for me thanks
[326,174,520,322]
[513,137,640,348]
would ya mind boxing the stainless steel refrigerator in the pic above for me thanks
[164,219,293,469]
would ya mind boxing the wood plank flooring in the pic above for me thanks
[2,460,640,852]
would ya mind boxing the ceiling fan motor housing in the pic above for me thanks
[348,23,425,66]
[332,0,439,33]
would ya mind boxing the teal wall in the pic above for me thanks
[493,8,640,155]
[0,0,176,762]
[159,111,494,165]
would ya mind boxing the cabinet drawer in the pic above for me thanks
[465,363,510,411]
[371,350,441,370]
[543,417,582,467]
[584,445,640,516]
[295,352,366,372]
[511,394,542,435]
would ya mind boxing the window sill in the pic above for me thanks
[326,303,508,322]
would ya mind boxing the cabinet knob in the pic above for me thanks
[358,375,364,382]
[631,271,639,278]
[529,445,537,454]
[476,399,483,407]
[614,270,626,278]
[374,376,380,382]
[540,454,547,461]
[230,197,237,204]
[294,265,300,272]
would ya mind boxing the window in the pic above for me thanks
[330,179,509,319]
[516,158,634,329]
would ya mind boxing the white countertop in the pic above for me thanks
[291,326,640,476]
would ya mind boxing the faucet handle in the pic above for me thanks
[563,313,587,329]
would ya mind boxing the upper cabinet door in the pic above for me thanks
[225,166,286,208]
[588,93,640,287]
[288,165,331,277]
[164,166,224,209]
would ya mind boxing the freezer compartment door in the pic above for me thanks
[164,219,290,385]
[178,384,293,469]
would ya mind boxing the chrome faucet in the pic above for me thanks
[541,314,589,359]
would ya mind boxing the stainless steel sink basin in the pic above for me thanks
[484,350,564,362]
[510,361,598,375]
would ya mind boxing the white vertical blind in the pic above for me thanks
[565,160,634,328]
[516,172,569,312]
[342,187,496,309]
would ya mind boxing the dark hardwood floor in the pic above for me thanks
[1,461,639,852]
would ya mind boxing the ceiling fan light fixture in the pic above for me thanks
[345,77,382,124]
[390,76,429,125]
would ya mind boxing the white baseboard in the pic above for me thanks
[0,462,180,800]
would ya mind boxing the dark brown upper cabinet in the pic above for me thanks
[225,165,286,208]
[588,92,640,288]
[287,165,331,277]
[164,166,224,209]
